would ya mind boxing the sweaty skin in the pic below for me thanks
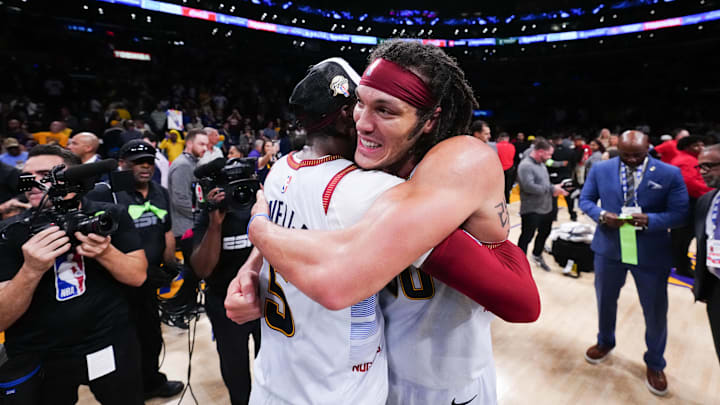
[247,135,510,310]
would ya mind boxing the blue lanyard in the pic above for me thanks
[711,193,720,239]
[620,162,644,207]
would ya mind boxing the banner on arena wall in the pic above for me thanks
[167,109,184,131]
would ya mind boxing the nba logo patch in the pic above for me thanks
[330,75,350,98]
[281,175,292,193]
[54,252,86,301]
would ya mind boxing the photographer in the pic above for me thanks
[190,161,260,405]
[88,140,184,399]
[0,145,147,404]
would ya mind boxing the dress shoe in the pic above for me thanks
[646,367,668,396]
[584,344,613,364]
[144,380,184,400]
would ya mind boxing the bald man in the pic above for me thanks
[67,132,101,164]
[580,130,688,396]
[198,127,224,165]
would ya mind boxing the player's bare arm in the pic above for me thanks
[495,201,510,228]
[249,135,508,310]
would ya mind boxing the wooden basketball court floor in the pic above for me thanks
[78,198,720,404]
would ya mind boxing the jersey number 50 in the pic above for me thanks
[264,266,296,337]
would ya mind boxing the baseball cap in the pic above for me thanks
[289,57,361,131]
[3,137,20,149]
[119,139,156,161]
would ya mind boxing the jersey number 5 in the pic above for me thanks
[264,266,295,337]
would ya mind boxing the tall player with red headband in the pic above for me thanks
[231,41,540,404]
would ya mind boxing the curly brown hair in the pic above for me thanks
[367,40,478,161]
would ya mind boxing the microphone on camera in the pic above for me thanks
[60,159,118,183]
[194,157,226,178]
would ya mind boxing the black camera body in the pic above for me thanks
[0,160,119,246]
[1,208,118,246]
[196,157,261,212]
[560,178,581,200]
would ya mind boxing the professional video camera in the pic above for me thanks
[194,157,261,211]
[0,159,119,245]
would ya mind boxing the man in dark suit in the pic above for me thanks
[579,130,688,396]
[693,144,720,366]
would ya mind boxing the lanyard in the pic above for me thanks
[710,193,720,238]
[620,160,646,207]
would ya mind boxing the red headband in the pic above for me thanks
[359,58,436,110]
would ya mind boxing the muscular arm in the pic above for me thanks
[421,231,540,322]
[250,136,512,310]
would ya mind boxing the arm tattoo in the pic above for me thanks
[495,202,509,228]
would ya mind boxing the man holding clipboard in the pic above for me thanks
[579,130,688,397]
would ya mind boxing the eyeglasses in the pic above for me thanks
[695,162,720,172]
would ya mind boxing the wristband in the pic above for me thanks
[247,213,270,236]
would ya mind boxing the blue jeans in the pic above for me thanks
[594,253,670,371]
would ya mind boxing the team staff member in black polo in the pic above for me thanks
[89,140,185,399]
[0,145,147,404]
[191,187,260,405]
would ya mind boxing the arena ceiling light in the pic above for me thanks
[94,0,720,48]
[113,50,151,61]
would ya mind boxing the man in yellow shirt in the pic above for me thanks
[32,121,71,147]
[159,129,185,162]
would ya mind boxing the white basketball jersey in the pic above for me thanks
[381,235,497,405]
[251,152,403,405]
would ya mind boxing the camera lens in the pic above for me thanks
[77,212,118,236]
[233,184,253,205]
[229,181,259,209]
